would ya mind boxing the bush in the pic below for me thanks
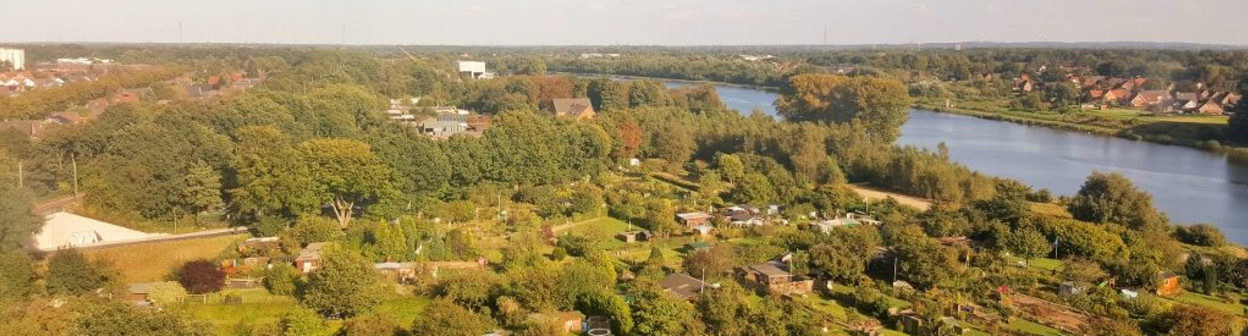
[340,314,403,336]
[177,260,226,294]
[250,217,289,238]
[147,281,187,306]
[264,263,300,296]
[46,249,114,296]
[279,307,326,336]
[1174,224,1228,247]
[550,247,568,261]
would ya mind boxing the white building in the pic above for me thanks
[454,60,487,78]
[0,48,25,70]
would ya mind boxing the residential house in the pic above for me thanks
[1156,272,1181,296]
[1087,89,1105,101]
[1128,90,1166,107]
[617,230,652,243]
[375,262,421,284]
[659,273,708,300]
[721,205,765,226]
[419,117,469,138]
[811,213,880,234]
[1103,89,1130,105]
[553,98,597,120]
[1013,79,1034,93]
[296,242,329,273]
[675,212,713,231]
[1196,101,1225,115]
[736,253,813,295]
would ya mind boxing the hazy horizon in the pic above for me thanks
[1,0,1245,46]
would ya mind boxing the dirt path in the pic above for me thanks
[551,216,606,233]
[34,194,85,215]
[849,185,933,211]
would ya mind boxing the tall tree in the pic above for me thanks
[300,138,396,228]
[299,247,388,318]
[0,182,40,252]
[1067,172,1165,231]
[411,299,493,336]
[46,249,114,296]
[630,286,704,335]
[0,251,35,303]
[228,126,319,220]
[180,162,224,225]
[775,74,911,142]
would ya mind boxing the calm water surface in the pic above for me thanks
[671,81,1248,244]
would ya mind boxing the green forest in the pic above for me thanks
[0,45,1247,336]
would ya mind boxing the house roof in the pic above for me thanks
[659,273,706,299]
[298,242,329,260]
[553,98,594,117]
[746,262,792,278]
[676,212,713,221]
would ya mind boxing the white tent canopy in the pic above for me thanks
[33,212,163,251]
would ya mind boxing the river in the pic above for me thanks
[664,81,1248,244]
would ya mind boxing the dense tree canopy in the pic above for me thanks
[774,74,911,142]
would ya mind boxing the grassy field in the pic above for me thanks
[1172,291,1248,316]
[563,216,634,252]
[81,234,244,283]
[1027,258,1064,273]
[183,289,430,335]
[1007,318,1069,336]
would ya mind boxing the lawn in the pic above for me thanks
[795,295,849,320]
[1007,318,1068,336]
[1144,114,1228,125]
[1027,258,1064,273]
[183,289,430,335]
[81,234,245,283]
[1172,291,1248,316]
[563,216,633,251]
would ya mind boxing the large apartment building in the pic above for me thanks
[0,48,25,70]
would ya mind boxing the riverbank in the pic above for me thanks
[913,100,1248,160]
[551,71,780,91]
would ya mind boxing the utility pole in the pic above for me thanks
[72,154,79,197]
[892,256,898,283]
[16,161,22,188]
[700,267,706,292]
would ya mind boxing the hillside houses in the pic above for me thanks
[380,99,489,139]
[1068,75,1240,114]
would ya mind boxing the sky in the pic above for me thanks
[1,0,1244,46]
